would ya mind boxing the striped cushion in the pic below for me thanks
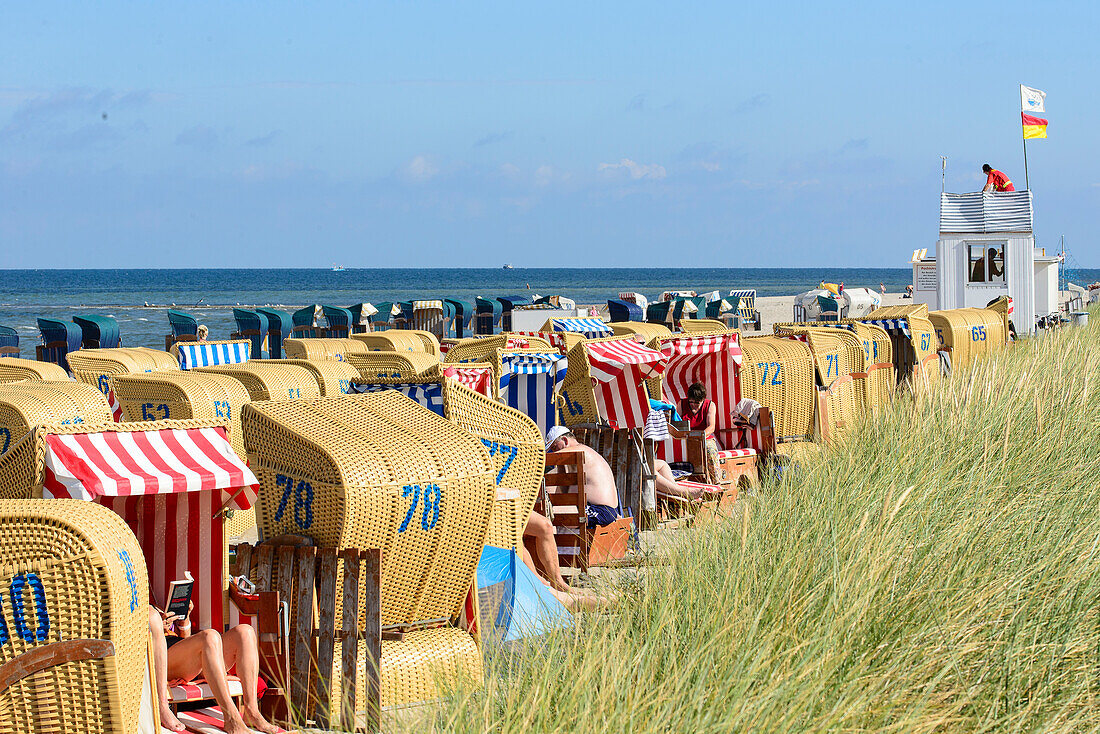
[178,342,250,369]
[716,448,757,459]
[170,675,243,702]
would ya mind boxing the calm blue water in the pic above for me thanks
[2,267,1096,349]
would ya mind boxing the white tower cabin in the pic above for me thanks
[912,191,1060,334]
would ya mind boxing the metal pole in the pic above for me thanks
[940,156,947,192]
[1022,136,1030,190]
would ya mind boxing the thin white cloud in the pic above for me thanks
[400,155,439,183]
[598,158,667,180]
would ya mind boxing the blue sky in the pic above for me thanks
[1,2,1096,268]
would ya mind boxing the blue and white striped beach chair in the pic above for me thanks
[173,340,251,370]
[540,317,613,340]
[498,351,568,436]
[353,382,447,416]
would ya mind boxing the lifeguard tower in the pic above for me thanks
[911,191,1060,334]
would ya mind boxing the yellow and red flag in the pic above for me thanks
[1022,112,1048,139]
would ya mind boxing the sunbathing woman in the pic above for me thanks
[148,604,284,734]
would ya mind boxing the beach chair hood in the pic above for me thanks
[540,317,613,339]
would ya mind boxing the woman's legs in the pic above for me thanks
[147,608,185,732]
[221,625,279,733]
[166,629,251,734]
[654,459,703,500]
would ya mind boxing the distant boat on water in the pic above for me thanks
[332,264,346,272]
[502,263,514,270]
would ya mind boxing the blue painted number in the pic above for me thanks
[398,483,442,532]
[480,439,518,484]
[338,379,352,394]
[561,391,582,417]
[920,334,930,352]
[825,354,838,378]
[273,474,313,528]
[213,400,231,419]
[757,362,783,386]
[0,427,10,454]
[97,374,111,396]
[118,550,139,612]
[287,388,302,398]
[141,403,169,421]
[971,326,986,342]
[7,573,49,643]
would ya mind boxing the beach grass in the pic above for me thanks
[393,310,1100,733]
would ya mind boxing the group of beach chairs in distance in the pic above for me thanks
[0,292,1018,733]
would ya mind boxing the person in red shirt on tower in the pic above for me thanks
[982,164,1015,192]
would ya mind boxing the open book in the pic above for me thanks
[162,571,194,619]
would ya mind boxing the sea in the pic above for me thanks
[1,267,1095,350]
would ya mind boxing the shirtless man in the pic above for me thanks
[544,426,620,528]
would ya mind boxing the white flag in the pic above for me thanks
[1020,85,1046,113]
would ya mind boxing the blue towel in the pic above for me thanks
[648,398,680,422]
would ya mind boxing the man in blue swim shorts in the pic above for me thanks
[545,426,620,529]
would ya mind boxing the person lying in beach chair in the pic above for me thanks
[643,400,707,502]
[149,602,284,734]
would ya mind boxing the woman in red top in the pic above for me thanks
[681,382,721,481]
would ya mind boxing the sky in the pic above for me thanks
[1,2,1096,269]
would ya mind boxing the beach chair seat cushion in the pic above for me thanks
[170,675,244,703]
[715,447,757,459]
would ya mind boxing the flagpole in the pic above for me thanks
[1022,133,1030,191]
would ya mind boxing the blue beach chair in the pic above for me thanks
[322,305,356,338]
[445,299,475,338]
[256,308,293,359]
[73,314,122,350]
[36,318,82,372]
[476,297,503,335]
[607,299,643,323]
[371,302,396,332]
[0,325,19,357]
[232,308,270,358]
[166,309,198,349]
[292,305,322,338]
[346,304,374,334]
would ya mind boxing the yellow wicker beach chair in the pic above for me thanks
[66,347,178,402]
[929,308,1006,372]
[0,357,69,384]
[677,318,730,335]
[0,381,114,456]
[282,337,369,362]
[404,330,443,358]
[351,331,432,355]
[241,391,498,710]
[739,335,817,443]
[860,305,940,392]
[773,326,862,441]
[346,351,445,382]
[0,499,153,734]
[194,362,322,402]
[608,321,672,343]
[264,358,360,396]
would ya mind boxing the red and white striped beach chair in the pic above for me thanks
[655,333,774,490]
[27,420,285,730]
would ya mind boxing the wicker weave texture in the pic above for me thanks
[67,348,178,399]
[263,359,359,396]
[282,338,369,362]
[241,391,495,625]
[608,322,672,343]
[929,308,1005,372]
[849,322,894,410]
[351,332,429,354]
[774,326,863,436]
[0,358,70,384]
[0,382,114,457]
[380,627,480,708]
[740,335,816,442]
[442,383,544,551]
[108,372,249,458]
[193,363,321,402]
[404,330,443,358]
[345,352,442,383]
[0,499,149,734]
[677,319,730,335]
[443,334,551,365]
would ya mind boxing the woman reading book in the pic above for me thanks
[148,603,283,734]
